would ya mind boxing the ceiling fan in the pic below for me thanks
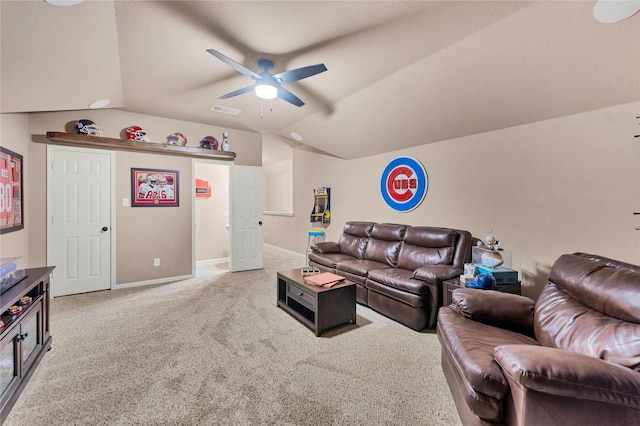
[206,48,327,107]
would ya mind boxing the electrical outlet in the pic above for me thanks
[154,258,160,267]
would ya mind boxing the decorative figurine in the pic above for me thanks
[221,131,230,151]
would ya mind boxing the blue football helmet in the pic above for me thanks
[467,273,496,289]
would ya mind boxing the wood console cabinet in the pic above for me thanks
[0,267,54,423]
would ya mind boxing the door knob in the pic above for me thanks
[101,226,109,232]
[258,221,263,226]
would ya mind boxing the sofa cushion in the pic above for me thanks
[336,259,391,277]
[337,221,374,259]
[308,252,358,269]
[397,227,458,271]
[437,307,540,422]
[367,268,433,296]
[366,278,428,308]
[548,253,640,323]
[536,253,640,371]
[337,234,368,259]
[363,223,407,266]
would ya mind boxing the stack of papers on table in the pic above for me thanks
[304,272,345,288]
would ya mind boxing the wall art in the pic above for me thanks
[0,147,24,233]
[131,167,179,207]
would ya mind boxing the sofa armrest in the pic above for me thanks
[495,345,640,409]
[451,288,535,337]
[311,241,340,254]
[412,265,462,283]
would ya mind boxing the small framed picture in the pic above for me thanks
[0,147,24,233]
[131,168,179,207]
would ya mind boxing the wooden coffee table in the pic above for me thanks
[277,268,356,336]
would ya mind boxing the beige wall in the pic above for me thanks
[194,161,230,261]
[263,159,293,212]
[0,114,30,265]
[22,109,260,285]
[264,101,640,299]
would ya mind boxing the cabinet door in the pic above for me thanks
[0,326,20,409]
[20,303,43,375]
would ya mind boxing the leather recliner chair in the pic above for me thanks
[437,252,640,425]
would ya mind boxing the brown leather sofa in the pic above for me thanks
[437,252,640,425]
[308,221,472,330]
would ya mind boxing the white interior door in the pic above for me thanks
[229,165,263,272]
[48,146,113,297]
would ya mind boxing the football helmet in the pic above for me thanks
[167,132,187,146]
[75,119,103,137]
[126,126,151,142]
[467,273,496,290]
[158,175,167,186]
[147,174,158,186]
[200,136,219,150]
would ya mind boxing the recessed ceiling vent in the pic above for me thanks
[210,105,241,115]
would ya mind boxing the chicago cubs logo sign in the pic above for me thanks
[380,157,428,212]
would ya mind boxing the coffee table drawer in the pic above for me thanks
[287,283,315,310]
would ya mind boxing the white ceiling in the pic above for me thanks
[2,1,639,161]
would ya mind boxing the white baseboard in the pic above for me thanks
[115,274,194,289]
[196,257,230,266]
[264,243,305,257]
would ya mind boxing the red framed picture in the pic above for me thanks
[131,168,179,207]
[0,147,24,233]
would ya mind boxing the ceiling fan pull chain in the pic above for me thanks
[260,100,264,119]
[270,99,273,113]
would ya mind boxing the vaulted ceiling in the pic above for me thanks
[2,1,639,161]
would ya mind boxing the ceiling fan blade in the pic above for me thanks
[277,87,305,107]
[274,64,327,84]
[219,85,255,99]
[206,49,261,80]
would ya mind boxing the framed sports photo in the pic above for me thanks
[131,168,179,207]
[0,146,24,233]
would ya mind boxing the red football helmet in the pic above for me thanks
[125,126,150,142]
[199,136,219,150]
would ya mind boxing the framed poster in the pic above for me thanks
[131,168,179,207]
[0,147,24,233]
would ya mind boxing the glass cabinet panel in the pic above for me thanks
[22,311,39,364]
[0,328,18,400]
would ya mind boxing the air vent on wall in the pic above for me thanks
[210,105,241,115]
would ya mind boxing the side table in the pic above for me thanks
[442,278,522,307]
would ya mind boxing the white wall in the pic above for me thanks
[264,102,640,299]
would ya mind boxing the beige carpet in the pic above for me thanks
[4,246,461,426]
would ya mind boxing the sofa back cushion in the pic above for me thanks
[338,221,375,259]
[364,223,407,267]
[397,227,459,270]
[534,253,640,371]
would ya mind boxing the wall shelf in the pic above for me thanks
[42,132,236,161]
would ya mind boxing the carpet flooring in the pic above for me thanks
[3,246,461,425]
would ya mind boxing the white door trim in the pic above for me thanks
[46,145,116,294]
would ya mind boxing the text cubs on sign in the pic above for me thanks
[380,157,428,212]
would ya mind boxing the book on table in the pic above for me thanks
[304,272,345,288]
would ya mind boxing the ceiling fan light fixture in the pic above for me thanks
[594,0,640,23]
[88,99,110,109]
[44,0,85,6]
[255,83,278,100]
